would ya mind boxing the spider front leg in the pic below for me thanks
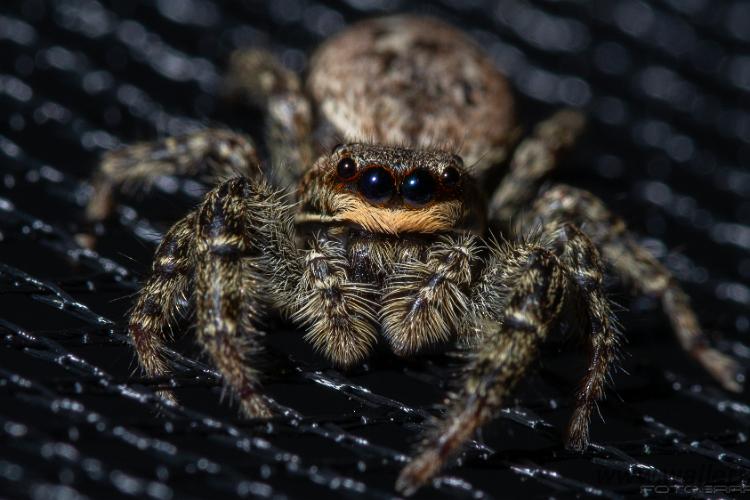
[225,49,315,189]
[529,184,743,392]
[129,177,298,416]
[193,179,274,417]
[397,224,618,495]
[86,129,261,223]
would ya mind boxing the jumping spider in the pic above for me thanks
[86,15,742,495]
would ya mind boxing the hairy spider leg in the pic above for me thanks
[226,49,315,189]
[194,179,271,417]
[488,109,586,226]
[86,129,261,223]
[528,184,742,392]
[397,222,619,495]
[129,212,196,405]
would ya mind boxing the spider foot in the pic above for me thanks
[155,389,178,405]
[396,449,441,497]
[238,387,273,419]
[693,347,744,393]
[565,404,592,452]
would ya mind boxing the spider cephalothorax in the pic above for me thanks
[85,14,742,496]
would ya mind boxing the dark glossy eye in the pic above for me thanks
[336,158,357,180]
[441,166,460,186]
[401,169,436,205]
[358,167,394,203]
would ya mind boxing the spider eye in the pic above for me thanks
[358,167,394,203]
[336,158,357,180]
[401,169,436,205]
[441,166,460,186]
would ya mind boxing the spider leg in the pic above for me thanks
[193,179,272,417]
[488,109,585,226]
[547,223,620,451]
[129,211,196,404]
[529,184,742,392]
[225,49,315,189]
[129,176,300,416]
[86,129,260,223]
[380,235,479,355]
[397,224,619,495]
[397,242,567,495]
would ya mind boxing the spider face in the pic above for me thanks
[328,144,464,208]
[297,143,483,235]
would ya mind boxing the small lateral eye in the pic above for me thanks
[336,157,357,180]
[441,166,460,186]
[401,169,436,205]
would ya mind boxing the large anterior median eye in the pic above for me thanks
[358,167,394,203]
[401,169,436,205]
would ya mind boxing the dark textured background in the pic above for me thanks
[1,1,750,499]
